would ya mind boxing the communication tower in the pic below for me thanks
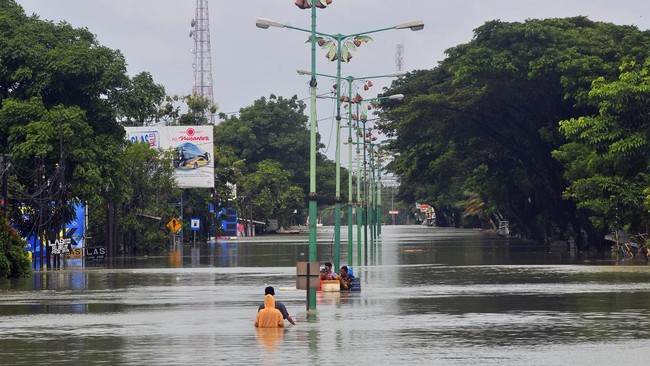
[189,0,215,123]
[395,43,404,72]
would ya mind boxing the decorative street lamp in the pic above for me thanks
[259,16,422,272]
[258,5,419,309]
[369,141,388,238]
[256,1,334,311]
[347,94,403,264]
[300,69,405,267]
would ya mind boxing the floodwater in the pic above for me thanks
[2,226,650,365]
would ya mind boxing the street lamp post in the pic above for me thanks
[345,93,402,263]
[369,142,386,238]
[261,17,422,272]
[326,22,421,273]
[256,6,321,311]
[301,70,405,268]
[377,145,382,237]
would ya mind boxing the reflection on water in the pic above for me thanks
[2,226,650,365]
[255,327,284,353]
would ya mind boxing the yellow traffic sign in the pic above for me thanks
[167,218,182,233]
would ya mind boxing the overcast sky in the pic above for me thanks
[16,0,650,163]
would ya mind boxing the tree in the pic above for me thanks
[216,94,346,223]
[0,1,180,256]
[115,72,166,126]
[381,17,650,248]
[240,160,304,229]
[177,94,216,126]
[216,95,311,183]
[117,142,179,254]
[0,212,31,278]
[554,59,650,234]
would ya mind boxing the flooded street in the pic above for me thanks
[2,226,650,365]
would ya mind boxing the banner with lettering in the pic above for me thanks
[125,126,214,188]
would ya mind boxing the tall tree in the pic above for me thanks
[240,160,304,229]
[0,1,177,254]
[215,94,346,210]
[216,95,311,183]
[117,142,178,254]
[381,17,650,248]
[115,72,166,126]
[554,59,650,234]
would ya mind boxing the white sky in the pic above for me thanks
[16,0,650,163]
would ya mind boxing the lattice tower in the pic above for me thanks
[395,43,404,72]
[190,0,214,123]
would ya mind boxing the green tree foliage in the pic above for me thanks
[117,142,179,254]
[0,0,131,220]
[0,1,180,256]
[554,59,650,233]
[381,17,650,248]
[116,72,166,126]
[177,94,216,126]
[0,0,128,139]
[215,95,345,222]
[240,160,304,229]
[0,212,31,278]
[0,98,114,205]
[216,95,311,181]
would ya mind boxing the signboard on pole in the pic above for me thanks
[296,261,321,289]
[85,247,106,261]
[190,218,200,231]
[125,126,214,188]
[167,218,182,233]
[49,238,71,255]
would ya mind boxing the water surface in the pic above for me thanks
[2,226,650,365]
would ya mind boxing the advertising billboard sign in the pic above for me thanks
[125,126,214,188]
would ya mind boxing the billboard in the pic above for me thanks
[125,126,214,188]
[22,202,86,266]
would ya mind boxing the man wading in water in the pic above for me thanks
[258,286,296,325]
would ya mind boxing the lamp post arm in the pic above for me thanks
[263,21,423,39]
[302,70,405,81]
[334,25,403,39]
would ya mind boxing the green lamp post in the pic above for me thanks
[262,18,422,272]
[300,70,405,268]
[349,94,403,263]
[313,21,421,272]
[256,1,332,311]
[257,6,419,306]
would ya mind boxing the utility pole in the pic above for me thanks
[0,154,9,218]
[38,159,46,269]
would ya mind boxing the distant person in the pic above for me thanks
[323,262,336,278]
[258,286,296,325]
[338,266,354,291]
[320,266,334,280]
[255,294,284,328]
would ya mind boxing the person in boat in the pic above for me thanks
[320,266,332,280]
[258,286,295,325]
[338,266,354,291]
[255,294,284,328]
[323,262,336,279]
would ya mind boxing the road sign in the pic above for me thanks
[167,218,182,233]
[389,210,399,215]
[296,261,321,290]
[190,218,200,231]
